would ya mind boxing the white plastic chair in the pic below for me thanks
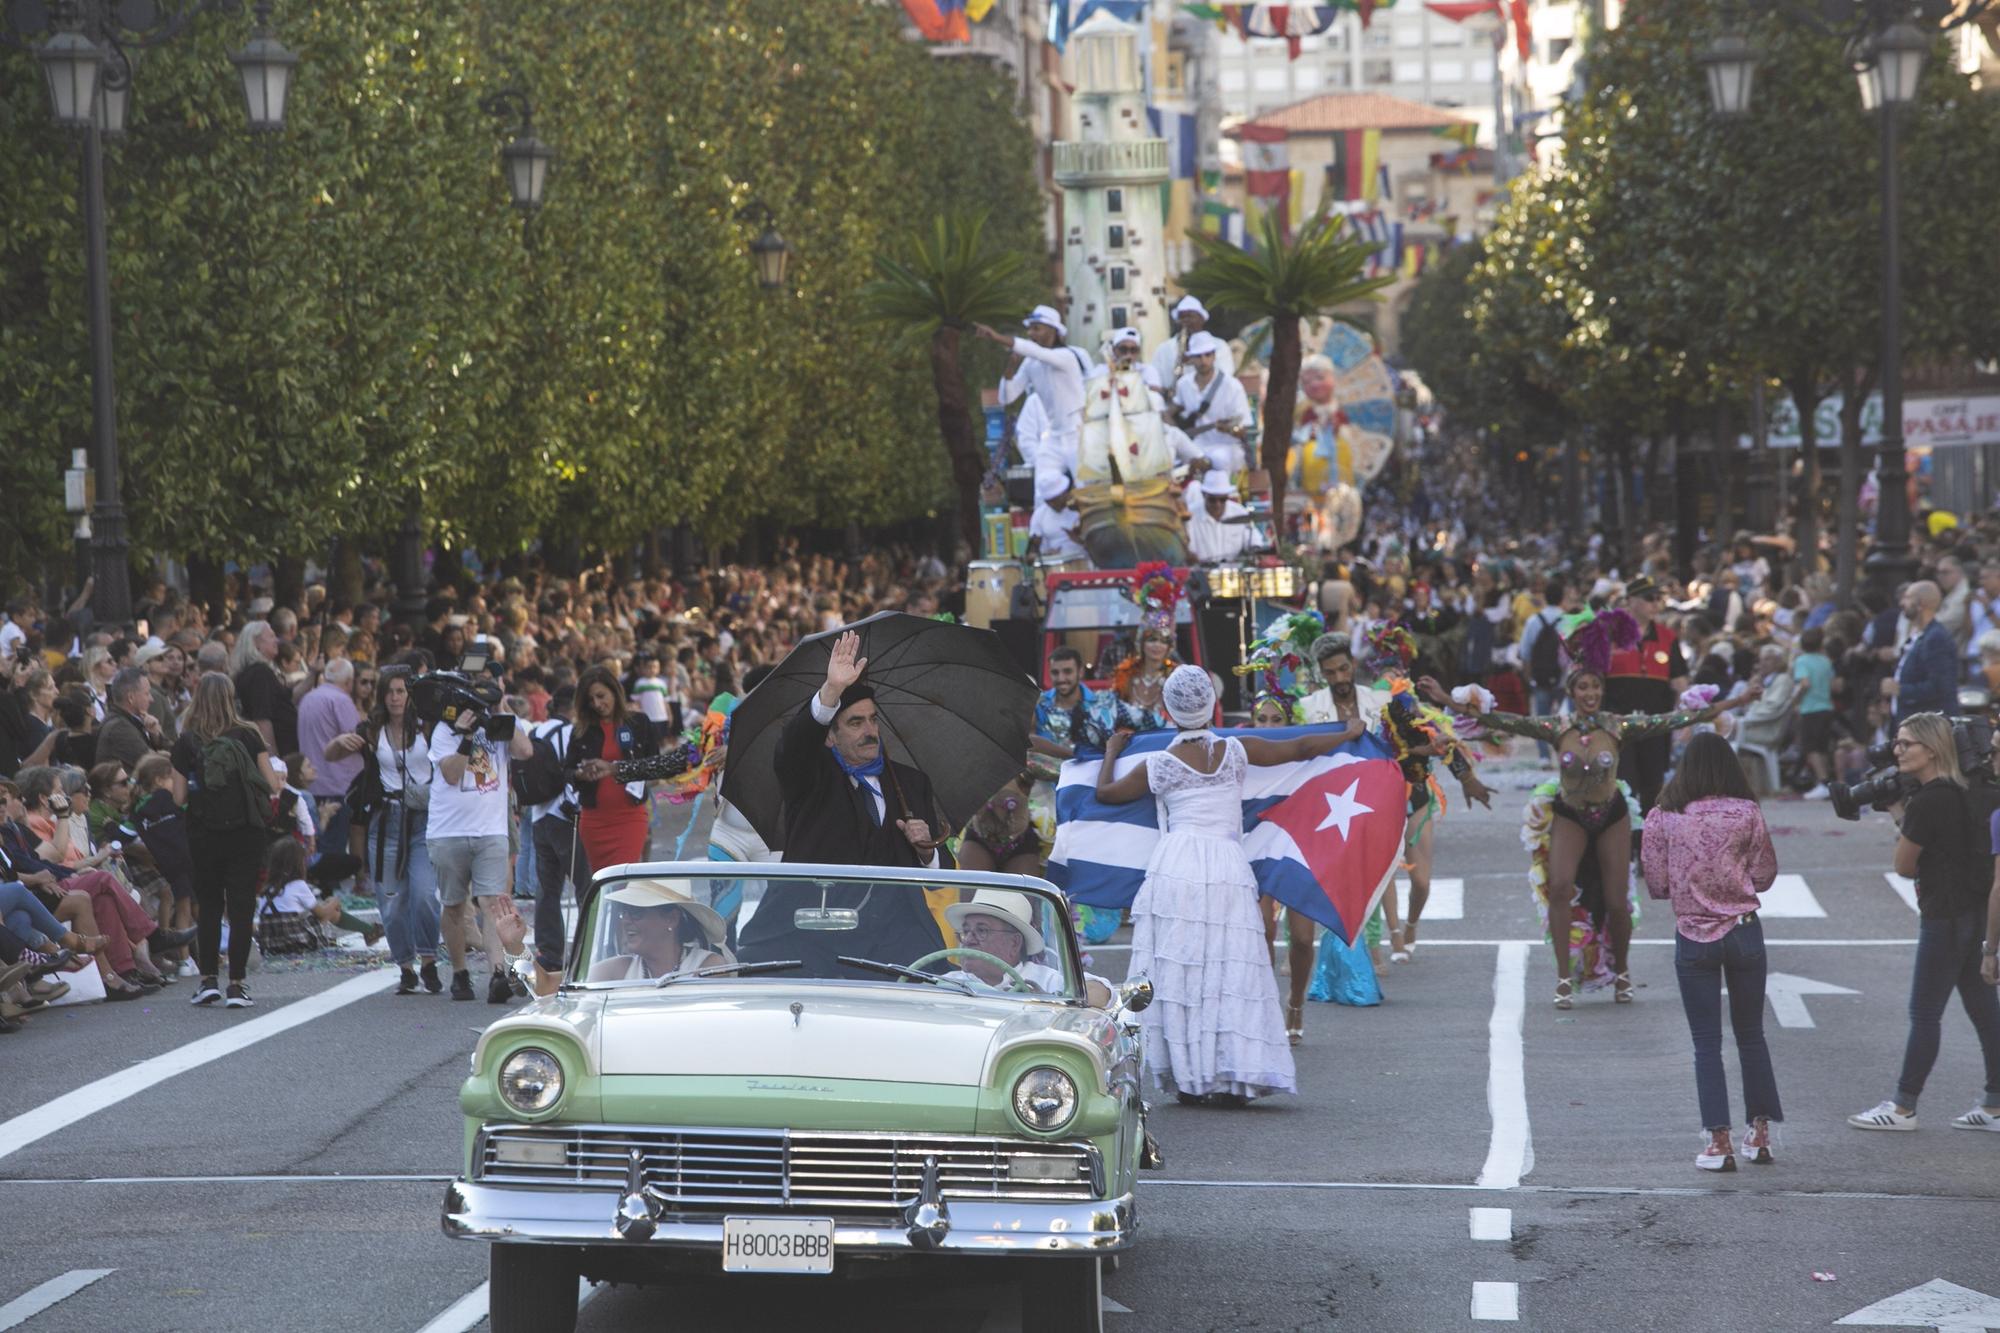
[1734,739,1782,793]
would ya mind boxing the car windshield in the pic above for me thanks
[574,872,1080,1001]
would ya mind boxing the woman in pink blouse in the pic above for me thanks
[1642,732,1784,1172]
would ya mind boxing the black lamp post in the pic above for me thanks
[480,88,554,247]
[1702,0,1991,603]
[738,200,792,291]
[6,0,300,629]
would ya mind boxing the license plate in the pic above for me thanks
[721,1216,835,1275]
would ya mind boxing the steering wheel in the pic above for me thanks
[906,947,1031,993]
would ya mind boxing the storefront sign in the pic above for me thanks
[1742,392,2000,449]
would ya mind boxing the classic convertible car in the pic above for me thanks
[443,863,1156,1333]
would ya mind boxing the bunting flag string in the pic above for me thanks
[1182,1,1399,55]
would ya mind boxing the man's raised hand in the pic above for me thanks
[820,630,868,707]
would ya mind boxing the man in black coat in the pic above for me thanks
[736,631,952,977]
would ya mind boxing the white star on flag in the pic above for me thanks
[1314,779,1373,840]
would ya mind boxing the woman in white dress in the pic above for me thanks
[1096,667,1361,1106]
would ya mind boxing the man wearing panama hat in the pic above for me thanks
[584,878,731,982]
[940,889,1114,1006]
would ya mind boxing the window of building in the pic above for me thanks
[1106,187,1124,215]
[1394,22,1423,48]
[1294,65,1322,91]
[1470,53,1495,78]
[1433,59,1465,83]
[1107,223,1126,250]
[1362,57,1393,85]
[1364,27,1391,49]
[1433,21,1464,45]
[1253,66,1288,92]
[1325,64,1353,89]
[1219,68,1247,93]
[1161,51,1188,96]
[1394,58,1425,83]
[1109,266,1127,292]
[1111,305,1129,328]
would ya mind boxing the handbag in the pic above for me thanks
[344,742,386,828]
[395,737,431,813]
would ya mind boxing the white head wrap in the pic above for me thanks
[1173,295,1208,320]
[1161,664,1216,732]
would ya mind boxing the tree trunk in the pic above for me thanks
[1608,434,1638,574]
[1788,375,1823,588]
[1673,419,1700,581]
[187,556,227,631]
[1261,315,1303,535]
[929,326,986,552]
[330,539,365,609]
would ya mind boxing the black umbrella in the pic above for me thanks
[721,611,1039,851]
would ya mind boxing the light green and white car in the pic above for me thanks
[443,863,1157,1333]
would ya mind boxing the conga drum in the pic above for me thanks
[964,560,1023,630]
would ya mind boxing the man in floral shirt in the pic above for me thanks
[1031,647,1113,759]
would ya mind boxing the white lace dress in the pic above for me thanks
[1129,738,1297,1098]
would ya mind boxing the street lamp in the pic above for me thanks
[480,87,554,249]
[1701,1,1989,602]
[738,201,792,291]
[6,0,301,628]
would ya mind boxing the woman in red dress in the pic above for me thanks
[570,666,662,882]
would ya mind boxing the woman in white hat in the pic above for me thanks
[585,879,732,982]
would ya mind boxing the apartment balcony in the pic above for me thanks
[1053,139,1170,187]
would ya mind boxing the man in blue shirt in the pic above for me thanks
[1032,647,1112,758]
[1887,581,1958,724]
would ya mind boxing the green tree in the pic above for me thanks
[1177,207,1393,524]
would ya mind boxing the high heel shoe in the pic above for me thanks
[1286,1003,1304,1047]
[1553,978,1574,1009]
[148,924,198,950]
[1614,973,1634,1004]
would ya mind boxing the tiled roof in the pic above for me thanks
[1232,93,1476,136]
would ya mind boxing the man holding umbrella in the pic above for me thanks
[735,631,955,973]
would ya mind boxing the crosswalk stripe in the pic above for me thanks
[1758,874,1826,918]
[1395,877,1463,920]
[1884,873,1919,913]
[1471,1281,1519,1321]
[0,1270,115,1331]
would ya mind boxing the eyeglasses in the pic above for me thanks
[1891,738,1926,751]
[957,922,1018,942]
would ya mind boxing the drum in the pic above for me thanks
[1249,565,1304,600]
[964,560,1023,630]
[1032,556,1089,600]
[1207,565,1250,600]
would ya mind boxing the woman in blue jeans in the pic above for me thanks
[332,668,442,996]
[1641,733,1782,1171]
[1848,712,2000,1133]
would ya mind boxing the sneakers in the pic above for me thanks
[421,959,444,995]
[1848,1100,1917,1131]
[395,967,422,996]
[1743,1118,1775,1165]
[178,957,200,978]
[1695,1136,1736,1172]
[1950,1107,2000,1132]
[224,982,254,1008]
[486,970,515,1005]
[1801,785,1831,801]
[191,978,223,1006]
[450,969,475,1001]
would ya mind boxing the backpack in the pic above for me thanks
[512,727,568,809]
[1528,610,1565,689]
[190,733,269,832]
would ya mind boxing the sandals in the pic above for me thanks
[1286,1003,1304,1047]
[1614,973,1634,1004]
[1553,978,1574,1010]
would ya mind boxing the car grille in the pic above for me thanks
[475,1124,1102,1213]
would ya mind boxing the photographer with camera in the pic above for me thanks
[1848,713,2000,1133]
[423,668,535,1003]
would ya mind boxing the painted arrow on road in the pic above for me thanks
[1836,1278,2000,1331]
[1721,972,1861,1029]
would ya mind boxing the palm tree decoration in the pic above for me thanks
[1178,207,1394,526]
[861,211,1038,548]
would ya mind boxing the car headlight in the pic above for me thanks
[1011,1066,1078,1132]
[499,1048,564,1115]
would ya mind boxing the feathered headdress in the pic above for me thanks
[1232,610,1326,699]
[1362,623,1418,676]
[1557,606,1639,678]
[1131,561,1187,634]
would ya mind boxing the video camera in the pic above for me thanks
[1829,714,1995,821]
[408,651,515,747]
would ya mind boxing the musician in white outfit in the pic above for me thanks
[1172,332,1252,475]
[978,305,1093,477]
[1150,294,1236,391]
[1186,470,1254,565]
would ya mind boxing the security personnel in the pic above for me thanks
[1604,575,1688,813]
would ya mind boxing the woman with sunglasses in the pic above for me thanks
[1848,713,2000,1133]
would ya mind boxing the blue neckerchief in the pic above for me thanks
[830,748,886,823]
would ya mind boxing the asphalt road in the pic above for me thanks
[4,767,1999,1333]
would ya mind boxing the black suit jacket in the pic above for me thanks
[735,699,952,977]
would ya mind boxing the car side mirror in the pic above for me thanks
[1116,975,1153,1016]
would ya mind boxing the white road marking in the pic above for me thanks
[0,1269,115,1331]
[1087,938,1921,950]
[1475,942,1532,1190]
[1885,872,1920,913]
[0,968,399,1163]
[1470,1281,1519,1321]
[1102,1295,1134,1314]
[1396,876,1464,920]
[1764,972,1861,1029]
[416,1278,598,1333]
[1469,1207,1512,1241]
[1835,1278,2000,1329]
[1757,873,1826,918]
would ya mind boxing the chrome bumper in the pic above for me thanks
[442,1178,1136,1256]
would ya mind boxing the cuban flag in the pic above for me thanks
[1046,727,1407,946]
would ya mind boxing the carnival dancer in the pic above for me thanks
[1420,616,1757,1008]
[1112,565,1186,731]
[1303,627,1491,959]
[978,307,1093,481]
[1150,295,1236,392]
[1171,333,1252,476]
[1251,691,1320,1045]
[1095,665,1360,1105]
[1605,575,1688,818]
